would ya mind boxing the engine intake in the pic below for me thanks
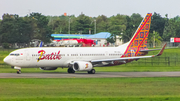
[73,61,93,71]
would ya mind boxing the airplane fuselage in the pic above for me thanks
[4,43,128,68]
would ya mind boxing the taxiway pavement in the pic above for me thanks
[0,72,180,78]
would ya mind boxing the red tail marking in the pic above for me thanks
[135,32,149,55]
[121,13,152,57]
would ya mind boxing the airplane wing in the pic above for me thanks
[91,43,166,63]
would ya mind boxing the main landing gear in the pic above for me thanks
[67,68,75,73]
[88,69,95,74]
[67,68,96,74]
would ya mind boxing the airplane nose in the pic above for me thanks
[3,56,11,64]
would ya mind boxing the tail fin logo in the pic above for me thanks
[122,13,152,57]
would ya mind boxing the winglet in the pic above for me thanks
[156,43,167,56]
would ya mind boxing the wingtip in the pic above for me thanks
[156,43,167,56]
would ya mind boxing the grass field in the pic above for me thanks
[0,77,180,101]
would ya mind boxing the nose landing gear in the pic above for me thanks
[17,70,21,74]
[14,66,21,74]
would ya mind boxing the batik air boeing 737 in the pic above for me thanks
[3,13,166,74]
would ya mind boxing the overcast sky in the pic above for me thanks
[0,0,179,19]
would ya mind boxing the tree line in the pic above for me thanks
[0,12,180,47]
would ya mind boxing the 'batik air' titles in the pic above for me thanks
[122,13,152,58]
[38,50,62,61]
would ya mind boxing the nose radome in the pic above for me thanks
[3,56,11,65]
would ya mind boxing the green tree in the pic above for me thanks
[30,12,52,42]
[106,34,116,43]
[0,14,17,44]
[67,15,78,34]
[0,14,34,47]
[162,15,176,41]
[108,14,127,42]
[96,15,109,33]
[47,15,69,34]
[15,16,33,44]
[0,18,2,44]
[150,12,165,37]
[148,31,162,46]
[123,13,142,42]
[72,14,92,34]
[174,18,180,37]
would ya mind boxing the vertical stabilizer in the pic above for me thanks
[122,13,152,57]
[39,41,43,47]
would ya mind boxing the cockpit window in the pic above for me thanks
[15,54,20,56]
[10,53,20,56]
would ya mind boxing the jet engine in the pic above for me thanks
[39,67,58,70]
[73,61,93,71]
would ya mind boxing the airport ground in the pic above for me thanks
[0,48,180,101]
[1,77,180,101]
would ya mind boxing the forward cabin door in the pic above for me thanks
[24,50,31,66]
[25,50,31,61]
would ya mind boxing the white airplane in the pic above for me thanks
[3,13,166,74]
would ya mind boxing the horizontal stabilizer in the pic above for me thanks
[139,48,161,52]
[140,47,175,52]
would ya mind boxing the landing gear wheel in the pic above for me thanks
[17,70,21,74]
[67,68,75,73]
[88,69,95,74]
[91,69,95,74]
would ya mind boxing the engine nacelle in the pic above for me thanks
[40,67,58,70]
[73,61,93,71]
